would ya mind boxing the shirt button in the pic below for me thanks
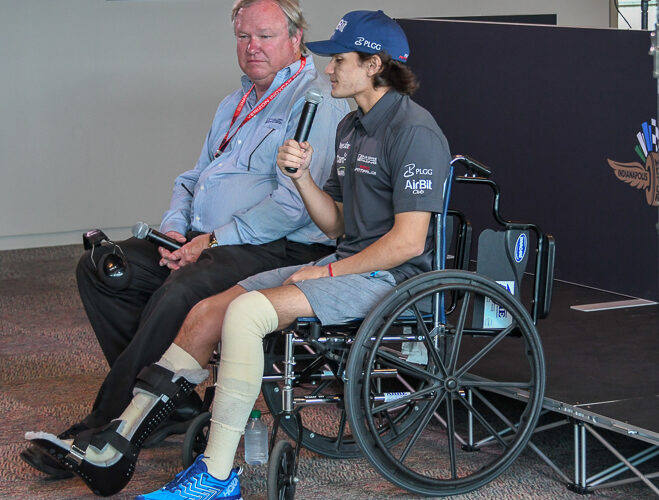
[218,162,223,167]
[196,216,200,221]
[237,140,242,145]
[200,185,205,191]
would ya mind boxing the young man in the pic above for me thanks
[21,0,348,480]
[28,10,451,498]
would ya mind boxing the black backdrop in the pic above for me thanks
[399,19,658,301]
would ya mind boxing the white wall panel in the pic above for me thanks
[0,0,610,249]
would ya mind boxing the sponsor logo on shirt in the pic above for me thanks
[265,117,283,125]
[405,179,432,194]
[337,165,346,176]
[355,165,377,176]
[336,152,347,165]
[357,154,377,165]
[403,163,433,178]
[338,141,351,150]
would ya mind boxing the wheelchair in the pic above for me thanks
[182,155,556,498]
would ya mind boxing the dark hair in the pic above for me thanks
[232,0,308,53]
[357,51,418,95]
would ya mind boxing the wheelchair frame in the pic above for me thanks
[183,155,556,499]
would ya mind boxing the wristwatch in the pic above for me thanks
[208,231,219,248]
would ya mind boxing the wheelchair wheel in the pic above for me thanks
[182,411,211,468]
[267,440,296,500]
[262,333,426,459]
[345,270,545,497]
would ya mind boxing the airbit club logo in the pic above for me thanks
[607,120,659,206]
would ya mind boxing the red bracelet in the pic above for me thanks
[328,263,334,277]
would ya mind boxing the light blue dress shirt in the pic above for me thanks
[160,57,349,246]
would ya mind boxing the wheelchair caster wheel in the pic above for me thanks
[182,411,211,468]
[267,440,297,500]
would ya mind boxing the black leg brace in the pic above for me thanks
[34,364,200,497]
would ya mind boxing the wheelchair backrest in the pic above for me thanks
[472,228,530,328]
[450,155,556,324]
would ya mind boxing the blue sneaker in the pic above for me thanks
[136,455,242,499]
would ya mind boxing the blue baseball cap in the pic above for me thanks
[307,10,410,64]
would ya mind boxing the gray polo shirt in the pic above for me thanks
[323,90,451,282]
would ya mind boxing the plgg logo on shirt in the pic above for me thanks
[403,163,433,178]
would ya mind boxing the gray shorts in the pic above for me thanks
[238,253,397,325]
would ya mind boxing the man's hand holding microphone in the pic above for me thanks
[132,222,210,271]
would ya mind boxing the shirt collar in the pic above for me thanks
[240,56,312,103]
[355,89,402,136]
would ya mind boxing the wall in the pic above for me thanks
[0,0,611,250]
[401,18,658,300]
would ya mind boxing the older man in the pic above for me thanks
[21,0,347,481]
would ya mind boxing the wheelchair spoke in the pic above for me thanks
[396,389,444,463]
[370,383,441,415]
[409,302,448,375]
[445,392,458,479]
[454,391,510,448]
[447,291,471,374]
[423,335,448,377]
[410,302,431,336]
[455,322,516,378]
[421,329,449,378]
[373,348,443,383]
[400,296,447,375]
[378,407,400,438]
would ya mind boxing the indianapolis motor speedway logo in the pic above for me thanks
[607,120,659,206]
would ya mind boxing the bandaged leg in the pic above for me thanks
[26,343,208,496]
[203,291,278,480]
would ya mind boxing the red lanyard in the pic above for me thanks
[214,56,307,158]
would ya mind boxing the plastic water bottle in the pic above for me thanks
[244,409,268,465]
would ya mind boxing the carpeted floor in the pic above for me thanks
[0,244,655,499]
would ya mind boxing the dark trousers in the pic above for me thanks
[76,236,333,427]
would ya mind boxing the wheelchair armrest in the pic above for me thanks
[452,154,492,178]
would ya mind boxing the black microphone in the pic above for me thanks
[286,88,323,173]
[131,222,182,251]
